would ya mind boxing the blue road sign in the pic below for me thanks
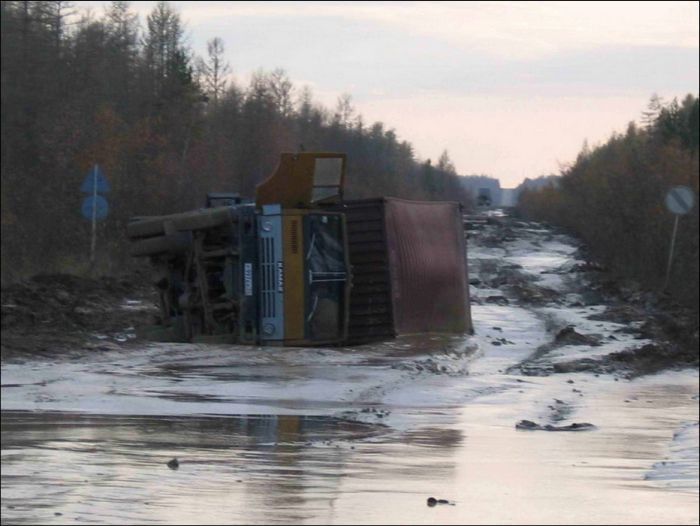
[81,165,110,194]
[665,186,695,216]
[81,195,109,221]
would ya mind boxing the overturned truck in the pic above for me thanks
[127,153,472,346]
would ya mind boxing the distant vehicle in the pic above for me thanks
[477,188,492,208]
[127,152,473,347]
[499,188,516,208]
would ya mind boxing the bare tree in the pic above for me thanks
[267,68,294,118]
[142,0,184,95]
[106,1,138,50]
[641,93,664,128]
[34,1,76,52]
[334,93,354,128]
[197,37,230,105]
[437,149,456,174]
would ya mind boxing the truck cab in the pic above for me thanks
[128,153,351,346]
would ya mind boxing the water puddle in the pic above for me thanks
[1,411,461,525]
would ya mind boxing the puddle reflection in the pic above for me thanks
[2,411,462,525]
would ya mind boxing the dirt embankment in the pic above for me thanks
[1,272,159,361]
[559,245,698,377]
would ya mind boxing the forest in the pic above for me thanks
[0,1,471,283]
[517,94,699,315]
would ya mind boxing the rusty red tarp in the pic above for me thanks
[383,198,472,335]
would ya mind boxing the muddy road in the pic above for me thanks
[2,212,698,525]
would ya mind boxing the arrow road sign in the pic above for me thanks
[81,165,110,194]
[664,186,695,215]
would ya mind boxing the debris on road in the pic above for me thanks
[427,497,454,507]
[515,420,596,432]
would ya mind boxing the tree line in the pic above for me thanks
[0,0,471,282]
[517,94,699,315]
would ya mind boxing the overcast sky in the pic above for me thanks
[83,1,699,187]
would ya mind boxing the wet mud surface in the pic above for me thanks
[1,211,698,524]
[469,217,698,379]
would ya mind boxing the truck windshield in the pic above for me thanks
[305,214,347,341]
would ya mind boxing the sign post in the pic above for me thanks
[663,185,695,290]
[80,165,110,267]
[91,164,98,264]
